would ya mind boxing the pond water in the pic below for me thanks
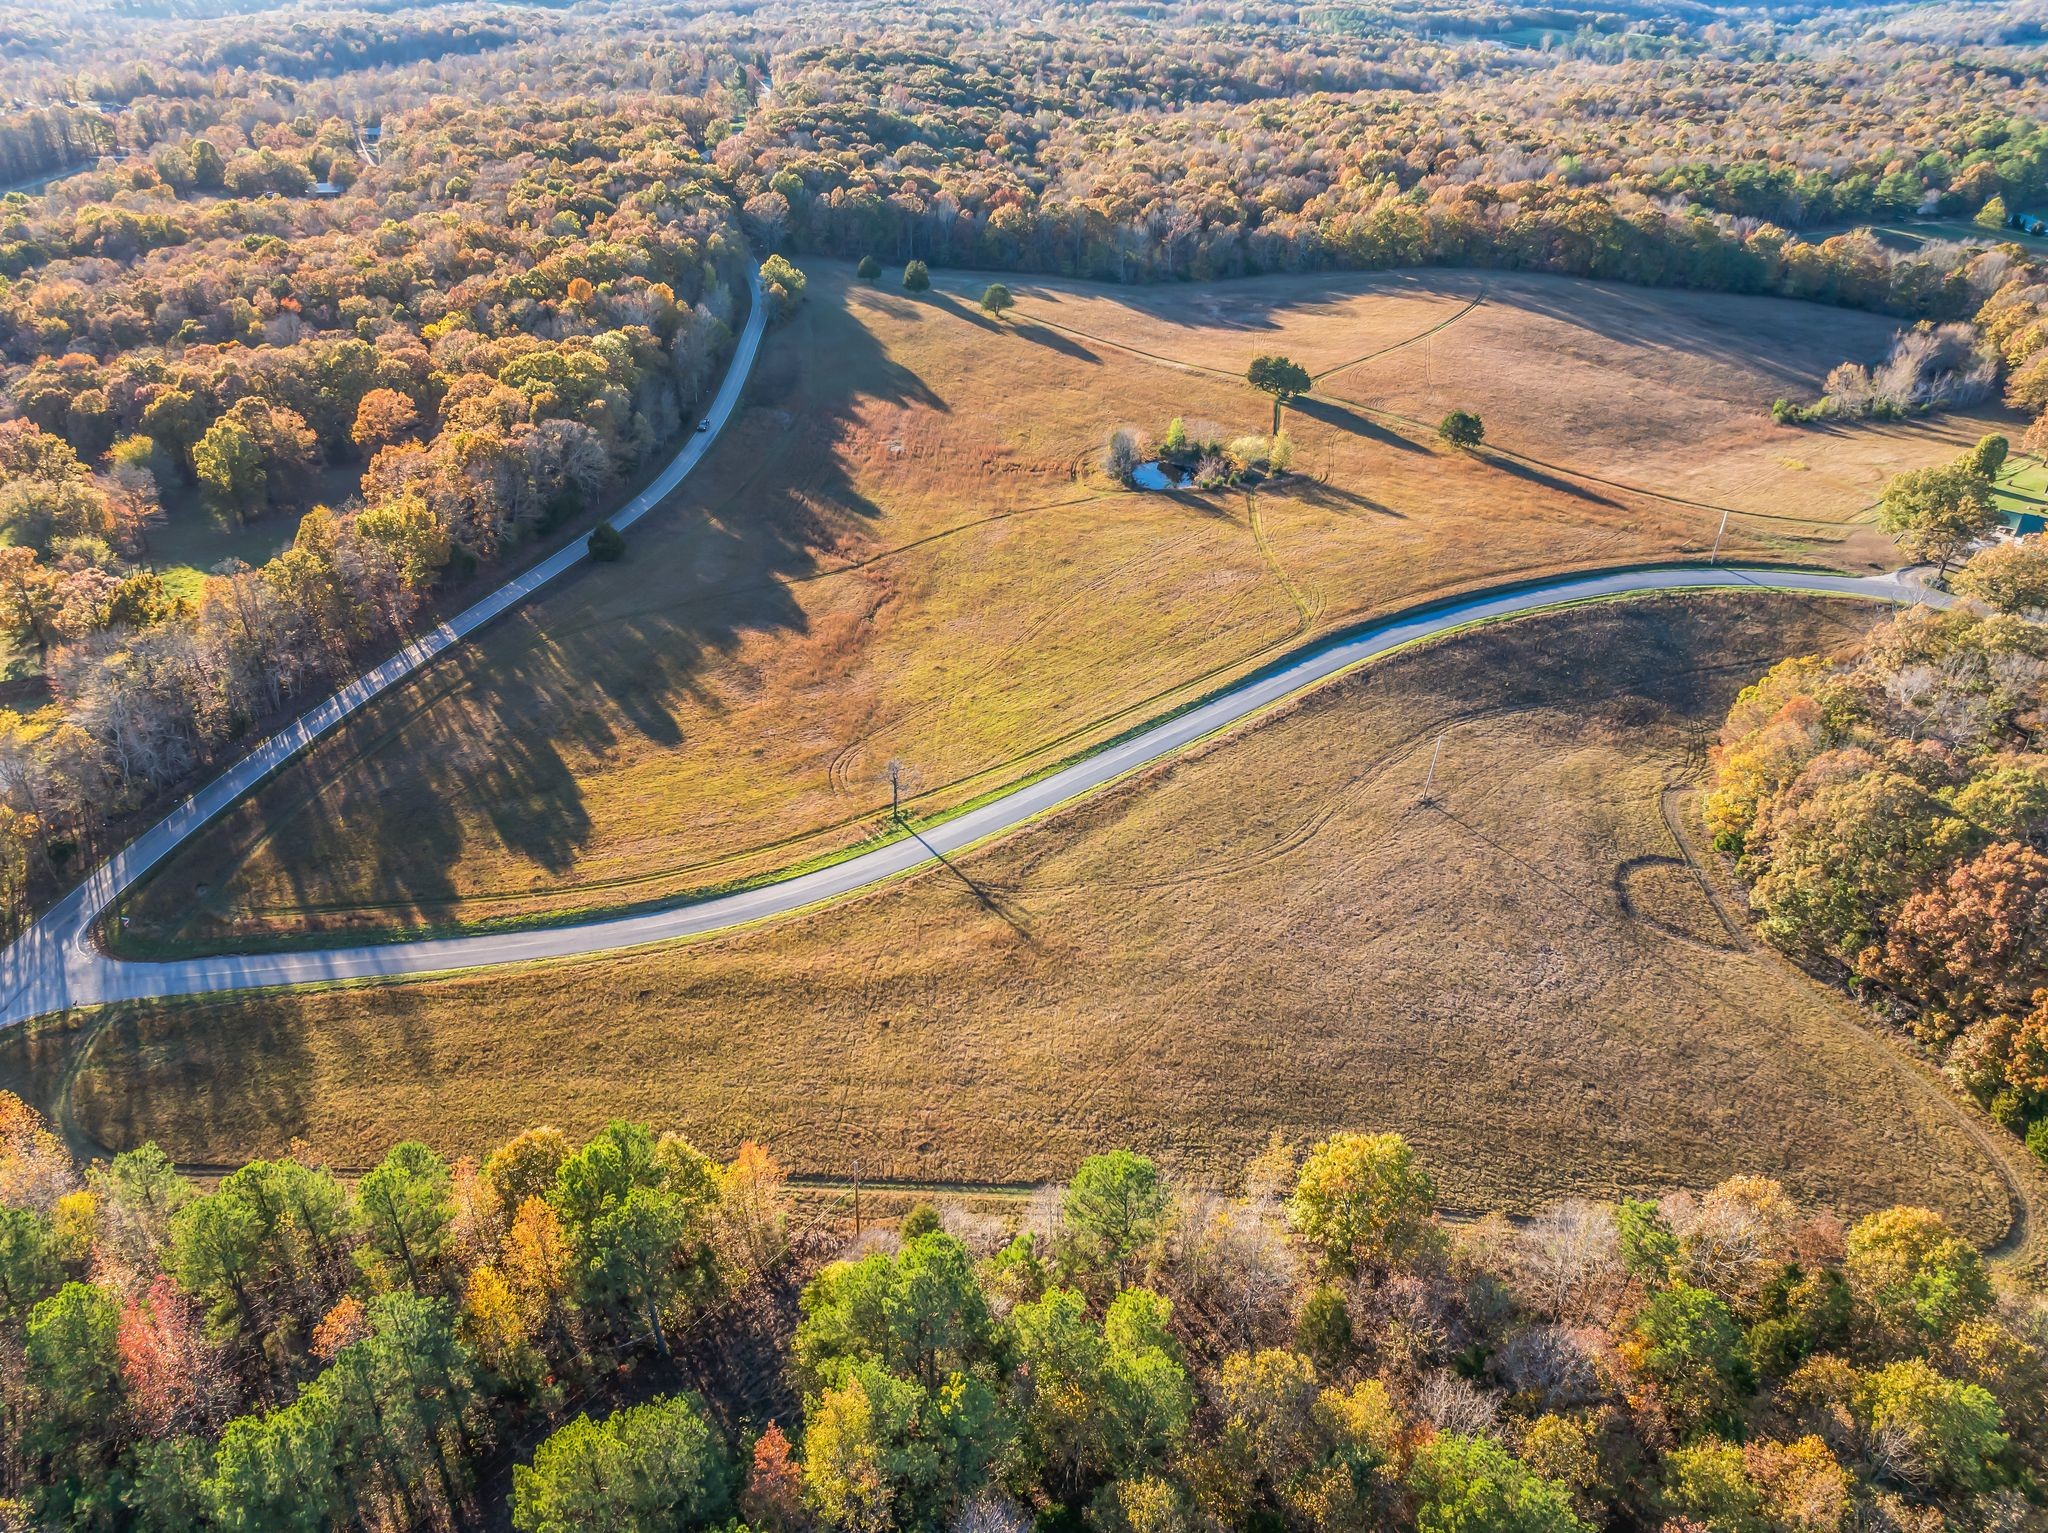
[1132,460,1192,491]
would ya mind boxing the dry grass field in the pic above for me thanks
[992,268,2009,525]
[33,594,2029,1247]
[113,263,2006,949]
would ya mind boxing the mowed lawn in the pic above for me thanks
[29,594,2027,1245]
[115,263,2008,948]
[1992,452,2048,522]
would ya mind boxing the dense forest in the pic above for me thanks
[0,16,756,913]
[1708,531,2048,1154]
[0,1094,2033,1532]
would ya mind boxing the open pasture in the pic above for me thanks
[113,264,2003,949]
[37,593,2032,1250]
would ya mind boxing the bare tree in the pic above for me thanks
[1101,427,1141,484]
[1514,1199,1622,1323]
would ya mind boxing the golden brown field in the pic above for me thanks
[113,264,2006,949]
[34,593,2032,1249]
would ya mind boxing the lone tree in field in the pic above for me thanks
[856,254,880,281]
[1878,457,1997,578]
[902,259,930,292]
[979,283,1013,319]
[588,523,626,561]
[1246,354,1311,433]
[1438,410,1485,451]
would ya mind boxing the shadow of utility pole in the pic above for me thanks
[906,825,1037,944]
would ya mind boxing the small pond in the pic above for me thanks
[1131,460,1193,491]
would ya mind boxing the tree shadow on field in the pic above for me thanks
[1286,478,1406,519]
[1480,450,1626,510]
[922,288,1004,335]
[1480,271,1909,395]
[1290,395,1429,455]
[1013,321,1102,364]
[135,278,952,942]
[68,987,449,1171]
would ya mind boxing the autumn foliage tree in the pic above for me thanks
[1710,603,2048,1143]
[349,388,420,454]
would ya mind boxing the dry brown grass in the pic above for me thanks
[1003,268,2008,523]
[39,593,2027,1245]
[113,264,2005,948]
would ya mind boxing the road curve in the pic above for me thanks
[0,562,1937,1027]
[0,269,768,1028]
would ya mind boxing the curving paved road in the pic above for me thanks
[0,269,768,1029]
[0,559,1937,1027]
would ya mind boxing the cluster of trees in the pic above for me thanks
[1706,592,2048,1152]
[1776,323,1999,424]
[1103,415,1295,490]
[0,1095,792,1528]
[1,1100,2033,1530]
[1875,435,2012,577]
[713,1138,2042,1533]
[0,82,749,922]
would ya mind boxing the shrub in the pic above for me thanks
[587,524,625,561]
[902,259,930,292]
[980,282,1013,317]
[1969,432,2009,478]
[1296,1282,1352,1366]
[856,254,880,280]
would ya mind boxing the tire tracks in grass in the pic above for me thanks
[1311,286,1489,384]
[1245,490,1317,631]
[1656,785,2046,1276]
[1002,285,1867,535]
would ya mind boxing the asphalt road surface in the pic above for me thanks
[0,557,1933,1027]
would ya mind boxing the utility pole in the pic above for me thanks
[1709,505,1731,565]
[886,760,903,824]
[1419,730,1446,807]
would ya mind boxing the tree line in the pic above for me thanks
[0,84,750,921]
[0,1094,2033,1531]
[1707,571,2048,1160]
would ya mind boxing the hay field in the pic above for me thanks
[983,267,2009,524]
[40,594,2029,1246]
[114,264,2002,949]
